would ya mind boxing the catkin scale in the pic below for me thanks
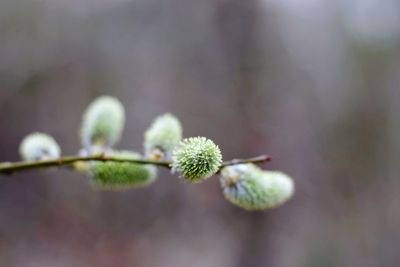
[172,137,222,183]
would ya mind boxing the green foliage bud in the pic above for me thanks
[144,113,182,160]
[80,96,125,150]
[19,132,61,161]
[172,137,222,183]
[90,151,157,190]
[220,164,294,211]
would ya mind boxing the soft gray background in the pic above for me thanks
[0,0,400,266]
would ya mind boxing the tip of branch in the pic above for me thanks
[263,155,272,162]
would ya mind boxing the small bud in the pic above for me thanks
[19,132,61,161]
[90,151,157,190]
[172,137,222,183]
[80,96,125,150]
[71,149,91,173]
[220,164,294,211]
[144,113,182,160]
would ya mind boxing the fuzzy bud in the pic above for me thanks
[90,151,157,190]
[220,164,294,211]
[172,137,222,183]
[144,113,182,160]
[80,96,125,150]
[19,132,61,161]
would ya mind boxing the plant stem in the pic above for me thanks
[0,154,271,175]
[221,155,272,167]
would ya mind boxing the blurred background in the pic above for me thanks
[0,0,400,266]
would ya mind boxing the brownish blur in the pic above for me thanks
[1,0,400,266]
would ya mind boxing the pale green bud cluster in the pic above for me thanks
[220,164,294,211]
[10,94,296,211]
[172,137,222,183]
[90,151,157,190]
[144,113,182,160]
[80,96,125,150]
[19,132,61,161]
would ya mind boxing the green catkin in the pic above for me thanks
[172,137,222,183]
[220,164,294,211]
[80,96,125,150]
[90,151,157,190]
[19,132,61,161]
[144,113,182,160]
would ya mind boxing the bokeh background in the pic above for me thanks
[1,0,400,266]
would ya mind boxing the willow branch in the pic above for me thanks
[0,154,170,175]
[221,155,271,167]
[0,154,271,175]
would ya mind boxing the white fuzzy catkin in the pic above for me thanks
[220,164,294,211]
[80,96,125,150]
[19,132,61,161]
[144,113,182,160]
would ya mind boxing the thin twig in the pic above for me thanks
[0,154,272,175]
[221,155,272,167]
